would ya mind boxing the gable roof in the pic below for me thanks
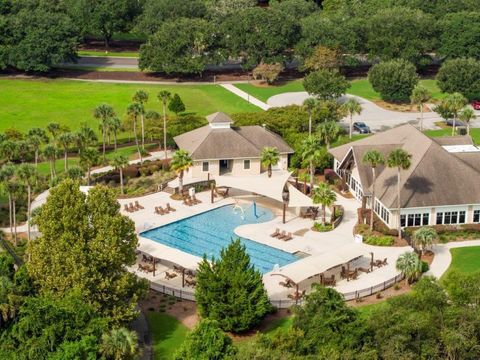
[330,124,480,208]
[174,124,293,160]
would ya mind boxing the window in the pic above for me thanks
[400,215,406,227]
[422,213,429,226]
[401,212,429,227]
[437,212,443,225]
[474,210,480,223]
[244,159,250,170]
[444,212,452,224]
[202,162,209,172]
[459,211,466,224]
[436,210,466,225]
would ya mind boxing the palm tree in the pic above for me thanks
[170,150,192,194]
[27,128,49,167]
[43,144,58,181]
[341,98,362,139]
[362,150,385,231]
[300,136,324,195]
[110,153,129,195]
[387,149,412,241]
[75,124,98,157]
[108,116,122,150]
[57,132,74,171]
[410,85,431,131]
[443,92,468,136]
[0,140,18,163]
[94,104,115,162]
[317,121,341,149]
[126,102,144,163]
[133,90,149,149]
[302,97,317,135]
[459,107,476,136]
[396,251,422,284]
[413,227,437,256]
[80,147,100,186]
[46,122,61,144]
[312,182,337,225]
[100,327,138,360]
[0,164,16,243]
[16,163,38,244]
[260,147,280,178]
[145,110,161,149]
[158,90,172,159]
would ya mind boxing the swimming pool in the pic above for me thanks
[140,203,299,273]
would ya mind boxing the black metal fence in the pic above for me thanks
[148,273,405,308]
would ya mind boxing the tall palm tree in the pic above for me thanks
[413,227,437,256]
[75,124,97,157]
[396,251,422,284]
[158,90,172,159]
[46,122,61,144]
[110,153,129,195]
[42,144,58,181]
[387,148,412,241]
[459,107,476,136]
[410,85,431,131]
[57,132,74,171]
[133,90,149,149]
[16,163,38,244]
[80,147,100,186]
[94,103,115,162]
[27,128,49,167]
[0,140,18,163]
[100,327,138,360]
[312,182,337,225]
[260,147,280,178]
[317,121,341,149]
[302,97,317,135]
[0,164,16,243]
[362,150,385,230]
[171,150,192,194]
[341,98,362,139]
[108,116,122,150]
[145,110,161,149]
[300,136,324,194]
[444,92,468,136]
[127,102,144,163]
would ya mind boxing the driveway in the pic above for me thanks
[267,92,480,132]
[63,56,139,69]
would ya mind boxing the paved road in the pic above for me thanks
[267,91,480,132]
[64,56,139,69]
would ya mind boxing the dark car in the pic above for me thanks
[445,119,465,127]
[353,122,371,134]
[472,100,480,110]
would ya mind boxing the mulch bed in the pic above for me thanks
[348,280,412,307]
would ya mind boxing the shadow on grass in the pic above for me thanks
[146,312,188,360]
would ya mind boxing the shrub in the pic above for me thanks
[252,62,284,84]
[312,223,333,232]
[363,235,395,246]
[436,58,480,101]
[421,261,429,273]
[368,59,419,103]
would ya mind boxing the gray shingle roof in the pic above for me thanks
[330,124,480,208]
[206,112,233,124]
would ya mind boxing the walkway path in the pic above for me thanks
[220,84,271,111]
[427,240,480,279]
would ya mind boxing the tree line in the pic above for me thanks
[1,0,479,73]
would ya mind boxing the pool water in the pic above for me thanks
[141,204,299,273]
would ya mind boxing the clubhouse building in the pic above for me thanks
[329,124,480,229]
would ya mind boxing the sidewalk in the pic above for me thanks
[220,84,271,111]
[427,240,480,278]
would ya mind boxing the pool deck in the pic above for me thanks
[120,188,412,301]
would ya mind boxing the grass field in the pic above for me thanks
[0,79,260,135]
[425,128,480,144]
[146,312,188,360]
[235,78,444,103]
[445,247,480,275]
[78,50,139,58]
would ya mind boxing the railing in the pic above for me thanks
[148,273,405,309]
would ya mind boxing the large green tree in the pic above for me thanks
[303,69,350,100]
[195,239,272,333]
[28,180,147,324]
[436,58,480,101]
[438,12,480,60]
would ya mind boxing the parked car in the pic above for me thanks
[472,100,480,110]
[353,122,371,134]
[445,119,465,127]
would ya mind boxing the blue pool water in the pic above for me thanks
[141,204,299,273]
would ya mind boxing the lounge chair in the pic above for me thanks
[165,271,177,280]
[166,203,176,212]
[381,258,388,266]
[185,278,196,287]
[173,265,183,274]
[358,267,371,274]
[282,232,293,241]
[134,200,144,210]
[155,207,165,215]
[159,206,168,214]
[124,204,131,212]
[270,228,280,237]
[277,231,287,240]
[128,203,136,212]
[192,195,202,204]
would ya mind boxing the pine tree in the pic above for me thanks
[195,239,272,333]
[168,93,186,115]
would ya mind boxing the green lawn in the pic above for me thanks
[235,78,444,103]
[0,79,260,135]
[445,247,480,275]
[78,50,139,58]
[146,312,189,360]
[425,128,480,144]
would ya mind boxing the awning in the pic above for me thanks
[287,183,314,207]
[272,244,367,284]
[138,236,200,270]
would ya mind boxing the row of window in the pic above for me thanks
[399,209,480,227]
[202,160,251,172]
[436,211,466,225]
[400,213,429,227]
[374,200,390,224]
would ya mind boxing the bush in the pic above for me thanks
[436,58,480,101]
[363,235,395,246]
[421,261,429,273]
[252,62,284,84]
[312,223,333,232]
[368,59,419,103]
